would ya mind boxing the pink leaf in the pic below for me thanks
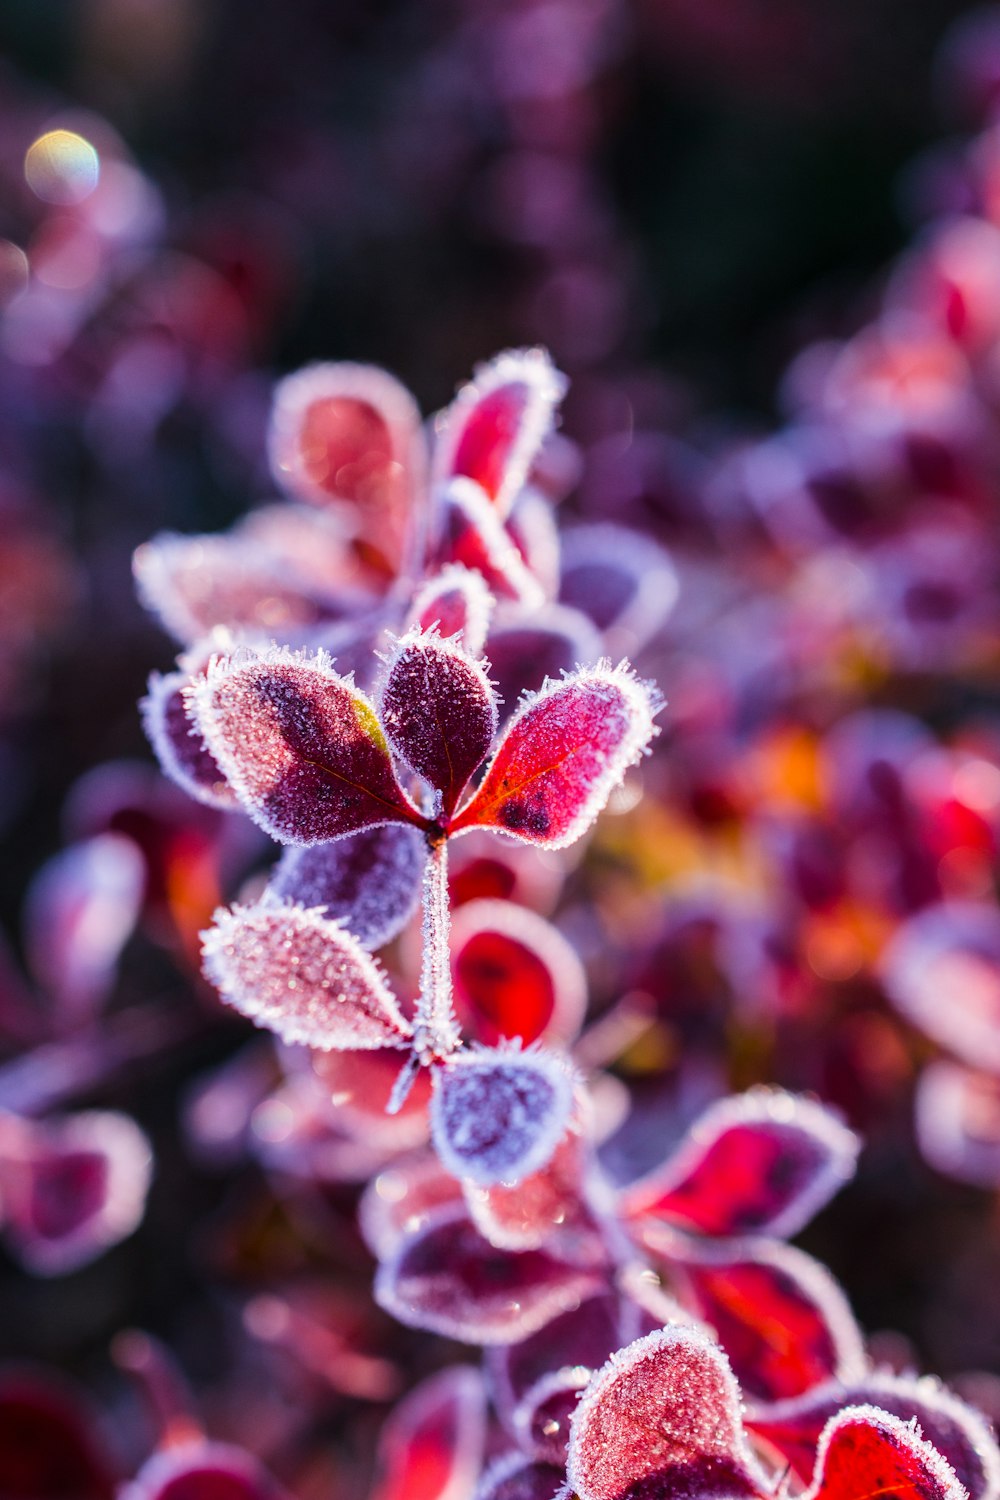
[374,1203,602,1345]
[505,490,562,600]
[464,1129,598,1253]
[434,479,546,607]
[880,903,1000,1073]
[487,606,602,721]
[430,1046,576,1186]
[451,662,660,848]
[201,901,413,1050]
[566,1324,769,1500]
[142,668,238,811]
[451,900,586,1048]
[124,1442,286,1500]
[410,566,496,658]
[0,1109,152,1276]
[619,1090,859,1239]
[269,824,425,950]
[433,350,567,519]
[23,833,145,1021]
[380,630,498,818]
[310,1047,432,1149]
[370,1366,486,1500]
[914,1061,1000,1188]
[664,1239,866,1406]
[358,1152,465,1260]
[747,1373,1000,1500]
[133,532,345,646]
[804,1407,968,1500]
[267,361,426,573]
[190,645,423,845]
[476,1455,567,1500]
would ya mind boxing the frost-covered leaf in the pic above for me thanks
[0,1372,117,1500]
[464,1129,598,1253]
[915,1061,1000,1188]
[434,479,546,607]
[430,1047,576,1186]
[201,901,413,1050]
[433,350,567,519]
[134,532,346,646]
[619,1090,859,1239]
[559,524,679,652]
[665,1239,866,1406]
[370,1366,486,1500]
[805,1407,968,1500]
[451,900,586,1048]
[475,1455,567,1500]
[380,629,498,818]
[23,834,145,1021]
[311,1047,432,1149]
[747,1372,1000,1500]
[488,606,602,720]
[269,824,425,950]
[513,1370,592,1465]
[123,1442,286,1500]
[451,663,660,848]
[410,566,496,658]
[141,667,237,811]
[880,903,1000,1073]
[506,489,562,600]
[374,1203,602,1345]
[267,361,426,573]
[566,1324,768,1500]
[359,1152,465,1260]
[190,645,422,845]
[0,1109,153,1276]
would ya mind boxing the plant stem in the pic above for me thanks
[414,837,460,1063]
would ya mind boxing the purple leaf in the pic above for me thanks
[358,1152,465,1260]
[506,489,562,600]
[880,902,1000,1073]
[430,1046,576,1186]
[487,605,603,721]
[566,1324,769,1500]
[559,524,679,652]
[190,645,424,845]
[370,1366,486,1500]
[804,1407,967,1500]
[619,1090,859,1239]
[380,629,498,818]
[23,833,145,1021]
[513,1369,592,1465]
[476,1455,567,1500]
[409,566,496,658]
[141,660,238,812]
[201,901,413,1050]
[915,1061,1000,1188]
[432,350,567,520]
[747,1372,1000,1500]
[123,1442,286,1500]
[374,1203,603,1345]
[451,662,660,848]
[269,824,425,950]
[0,1109,153,1276]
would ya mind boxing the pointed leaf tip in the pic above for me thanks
[201,901,413,1051]
[452,661,661,849]
[190,645,423,845]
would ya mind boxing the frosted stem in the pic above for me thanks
[414,838,460,1062]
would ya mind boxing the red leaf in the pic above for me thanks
[619,1091,858,1240]
[434,480,545,607]
[451,663,659,848]
[566,1325,768,1500]
[805,1407,967,1500]
[433,350,567,519]
[124,1443,286,1500]
[464,1129,599,1253]
[451,900,586,1048]
[374,1204,602,1345]
[269,824,425,950]
[513,1370,592,1465]
[311,1047,432,1150]
[747,1373,1000,1500]
[0,1372,118,1500]
[370,1366,486,1500]
[358,1152,465,1260]
[430,1047,576,1186]
[267,362,426,573]
[380,630,498,818]
[201,901,413,1051]
[410,566,495,658]
[190,646,423,845]
[665,1240,865,1406]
